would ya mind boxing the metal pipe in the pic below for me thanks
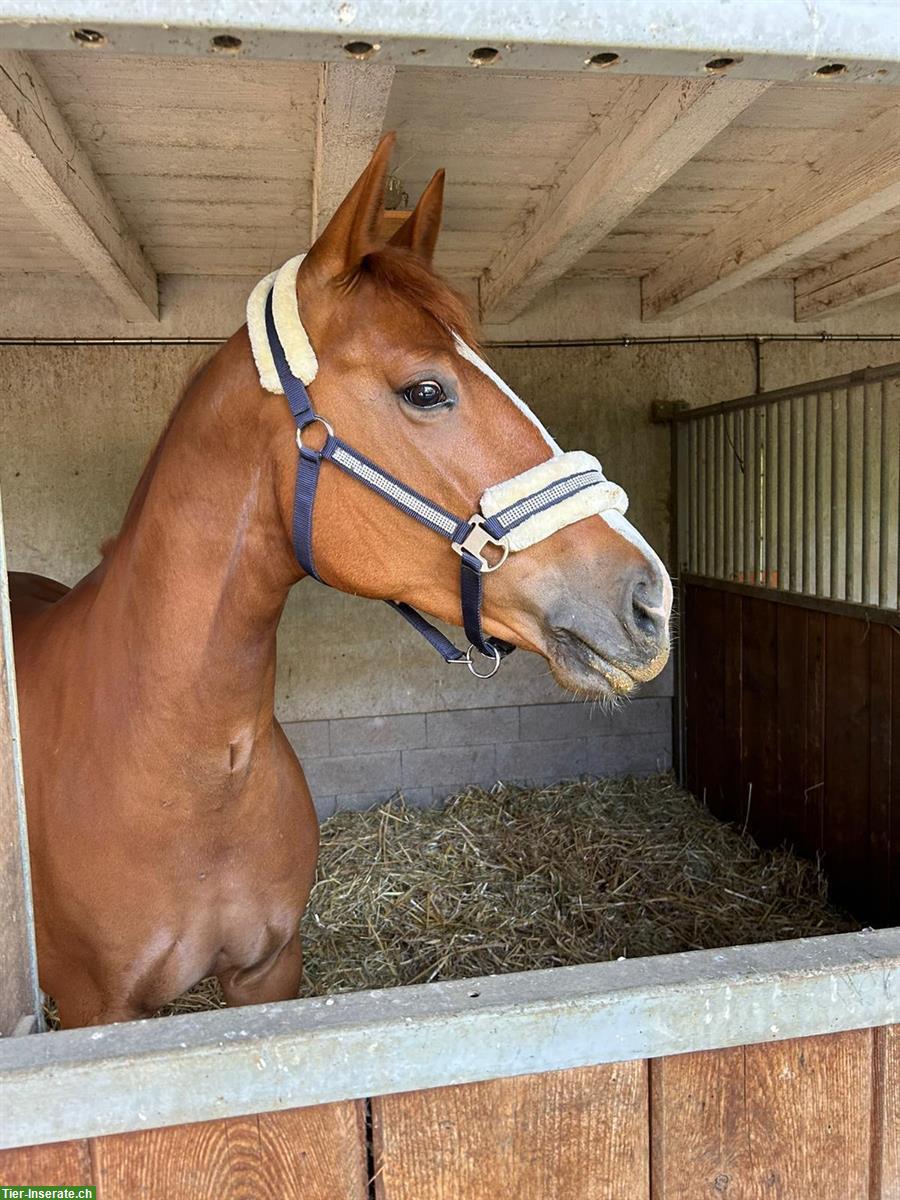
[4,335,900,350]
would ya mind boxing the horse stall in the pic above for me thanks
[1,3,899,1197]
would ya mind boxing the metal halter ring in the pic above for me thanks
[296,416,334,452]
[465,642,502,678]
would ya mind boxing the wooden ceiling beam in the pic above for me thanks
[478,76,769,324]
[794,229,900,321]
[310,62,395,241]
[0,51,158,321]
[642,106,900,321]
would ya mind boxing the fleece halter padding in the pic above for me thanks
[247,257,630,676]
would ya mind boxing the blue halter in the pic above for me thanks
[264,292,611,678]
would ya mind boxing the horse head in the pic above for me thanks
[257,133,671,699]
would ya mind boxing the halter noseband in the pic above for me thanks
[250,257,629,678]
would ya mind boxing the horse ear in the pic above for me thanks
[389,169,445,263]
[305,131,396,279]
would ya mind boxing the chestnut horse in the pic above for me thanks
[9,134,671,1029]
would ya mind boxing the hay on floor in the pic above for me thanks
[155,773,855,1018]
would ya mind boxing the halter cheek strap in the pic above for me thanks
[250,259,629,679]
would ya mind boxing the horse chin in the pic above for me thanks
[545,627,669,702]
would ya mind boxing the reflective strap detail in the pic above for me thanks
[487,469,603,533]
[480,450,629,554]
[325,440,468,541]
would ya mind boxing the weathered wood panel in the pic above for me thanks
[372,1063,649,1200]
[0,1139,92,1185]
[0,1104,368,1200]
[92,1104,367,1200]
[684,581,899,924]
[873,1025,900,1197]
[4,1034,900,1198]
[651,1030,876,1198]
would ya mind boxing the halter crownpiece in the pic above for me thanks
[247,257,629,677]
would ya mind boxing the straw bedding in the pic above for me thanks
[155,772,856,1018]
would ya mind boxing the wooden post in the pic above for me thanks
[0,487,41,1036]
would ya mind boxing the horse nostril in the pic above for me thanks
[629,578,666,642]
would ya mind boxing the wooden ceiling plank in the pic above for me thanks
[310,61,395,241]
[794,230,900,320]
[0,51,158,320]
[642,106,900,321]
[478,76,770,323]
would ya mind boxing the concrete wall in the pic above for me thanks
[2,337,898,811]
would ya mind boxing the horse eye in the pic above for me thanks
[403,380,446,409]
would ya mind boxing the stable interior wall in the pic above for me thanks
[2,332,899,814]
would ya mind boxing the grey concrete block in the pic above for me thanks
[519,696,671,742]
[584,731,673,777]
[518,702,609,742]
[282,719,330,760]
[426,705,519,748]
[332,787,434,814]
[329,713,427,755]
[495,738,587,785]
[303,751,401,798]
[313,795,336,821]
[401,745,497,790]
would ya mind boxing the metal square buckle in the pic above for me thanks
[452,515,510,573]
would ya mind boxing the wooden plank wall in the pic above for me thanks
[2,1027,898,1198]
[683,581,899,925]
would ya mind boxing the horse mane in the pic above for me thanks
[348,246,480,350]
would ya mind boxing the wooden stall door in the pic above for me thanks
[683,583,899,925]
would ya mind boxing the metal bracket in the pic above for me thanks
[452,516,510,573]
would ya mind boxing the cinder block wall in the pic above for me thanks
[4,339,895,812]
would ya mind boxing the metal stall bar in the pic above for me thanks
[881,377,900,611]
[0,488,42,1036]
[789,394,804,593]
[671,361,900,617]
[803,389,818,596]
[778,399,792,596]
[831,387,849,603]
[714,413,726,580]
[846,382,865,605]
[724,411,736,584]
[765,396,779,590]
[862,379,884,607]
[815,391,832,599]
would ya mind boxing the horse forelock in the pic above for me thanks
[344,247,480,351]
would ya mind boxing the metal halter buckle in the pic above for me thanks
[451,515,510,573]
[295,416,334,452]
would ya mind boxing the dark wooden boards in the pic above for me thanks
[683,581,899,924]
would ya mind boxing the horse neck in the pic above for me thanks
[92,338,299,736]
